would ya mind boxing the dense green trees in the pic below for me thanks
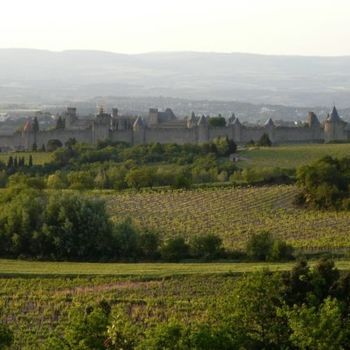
[208,116,226,127]
[0,139,241,190]
[0,189,114,260]
[296,156,350,209]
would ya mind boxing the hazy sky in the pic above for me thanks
[1,0,350,56]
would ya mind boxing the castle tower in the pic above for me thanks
[133,116,146,144]
[231,117,242,143]
[22,118,35,150]
[92,107,112,143]
[264,117,275,143]
[148,108,159,126]
[187,112,196,128]
[65,107,77,129]
[197,115,209,143]
[324,106,347,142]
[306,112,322,141]
[306,112,320,128]
[228,113,236,125]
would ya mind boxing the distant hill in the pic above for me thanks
[1,49,350,108]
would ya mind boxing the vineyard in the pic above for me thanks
[0,274,237,349]
[238,143,350,169]
[106,185,350,252]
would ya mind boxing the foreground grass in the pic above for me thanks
[239,143,350,169]
[2,259,350,277]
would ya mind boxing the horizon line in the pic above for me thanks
[1,47,350,58]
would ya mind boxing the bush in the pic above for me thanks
[47,139,63,152]
[190,234,224,260]
[0,322,13,349]
[246,231,293,261]
[160,237,190,262]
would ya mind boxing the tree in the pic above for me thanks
[125,167,156,189]
[46,303,111,350]
[286,297,346,350]
[6,156,13,169]
[190,234,223,260]
[47,139,63,152]
[208,116,226,127]
[106,313,140,350]
[246,231,293,261]
[257,133,272,147]
[160,237,189,262]
[65,138,77,148]
[112,219,139,260]
[217,270,290,348]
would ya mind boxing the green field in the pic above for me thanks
[1,259,350,277]
[0,151,52,165]
[105,185,350,252]
[238,143,350,169]
[0,259,291,276]
[1,258,350,349]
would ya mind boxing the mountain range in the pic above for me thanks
[1,49,350,108]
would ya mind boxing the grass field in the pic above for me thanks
[105,185,350,252]
[1,259,350,277]
[0,151,52,165]
[238,143,350,169]
[0,259,292,276]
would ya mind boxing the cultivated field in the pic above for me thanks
[0,273,234,349]
[106,185,350,252]
[2,259,350,349]
[238,143,350,169]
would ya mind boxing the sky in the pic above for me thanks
[1,0,350,56]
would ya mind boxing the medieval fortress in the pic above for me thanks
[0,105,349,150]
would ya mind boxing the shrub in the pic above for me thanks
[0,322,13,350]
[160,237,190,262]
[47,139,63,152]
[246,231,293,261]
[190,234,224,260]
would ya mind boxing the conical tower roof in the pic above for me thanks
[133,116,145,129]
[307,112,320,127]
[264,117,275,127]
[327,106,341,123]
[22,118,33,133]
[197,115,208,126]
[228,113,236,124]
[232,117,241,126]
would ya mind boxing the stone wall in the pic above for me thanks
[1,117,350,151]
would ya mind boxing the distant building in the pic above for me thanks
[0,106,348,150]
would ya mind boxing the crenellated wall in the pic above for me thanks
[2,110,350,150]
